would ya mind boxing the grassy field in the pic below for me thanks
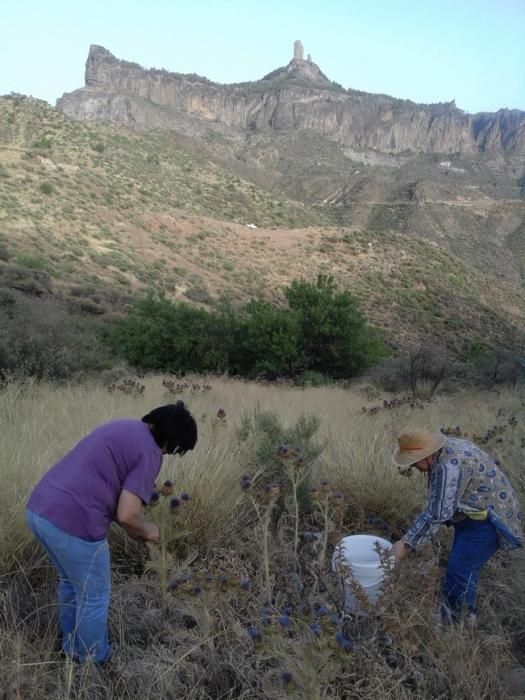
[1,377,524,699]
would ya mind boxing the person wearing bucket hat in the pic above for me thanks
[391,428,522,623]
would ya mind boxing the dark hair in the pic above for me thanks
[142,401,197,455]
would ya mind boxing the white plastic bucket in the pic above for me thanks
[332,534,394,613]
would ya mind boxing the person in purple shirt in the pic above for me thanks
[27,401,197,665]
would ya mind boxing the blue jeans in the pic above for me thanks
[442,518,499,622]
[27,510,111,663]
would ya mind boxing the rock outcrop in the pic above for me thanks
[57,44,525,157]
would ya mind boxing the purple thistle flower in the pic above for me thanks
[240,473,253,489]
[278,615,291,629]
[280,605,293,615]
[281,672,293,684]
[170,496,181,510]
[163,480,173,487]
[150,491,160,503]
[219,575,229,585]
[329,613,340,625]
[247,625,262,642]
[316,605,329,617]
[335,631,354,651]
[181,492,190,501]
[239,579,251,590]
[193,586,203,595]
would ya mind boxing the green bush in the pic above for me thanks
[233,299,302,378]
[14,254,46,270]
[0,291,112,380]
[285,275,384,378]
[39,182,54,195]
[0,241,10,262]
[31,137,52,150]
[112,293,233,373]
[0,263,51,296]
[114,278,383,380]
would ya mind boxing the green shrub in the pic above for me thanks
[0,241,10,262]
[31,137,52,150]
[112,293,233,373]
[14,254,46,270]
[114,277,384,380]
[39,182,54,195]
[0,291,112,380]
[0,263,51,296]
[285,274,384,378]
[233,299,302,378]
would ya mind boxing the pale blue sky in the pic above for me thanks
[1,0,524,113]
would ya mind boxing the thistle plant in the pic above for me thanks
[277,444,307,560]
[311,480,345,569]
[239,473,280,599]
[147,480,191,610]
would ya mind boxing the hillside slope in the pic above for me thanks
[1,96,524,355]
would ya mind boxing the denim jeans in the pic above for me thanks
[442,518,499,622]
[27,510,111,663]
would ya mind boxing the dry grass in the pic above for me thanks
[1,377,524,698]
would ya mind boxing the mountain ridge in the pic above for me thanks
[57,45,525,157]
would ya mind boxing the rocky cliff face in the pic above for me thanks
[57,46,525,157]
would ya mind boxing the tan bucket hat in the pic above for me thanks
[392,428,447,467]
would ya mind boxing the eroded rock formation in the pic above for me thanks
[57,44,525,157]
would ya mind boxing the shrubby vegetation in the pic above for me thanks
[0,289,112,381]
[2,378,524,698]
[113,275,384,380]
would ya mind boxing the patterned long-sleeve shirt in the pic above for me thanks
[404,438,523,551]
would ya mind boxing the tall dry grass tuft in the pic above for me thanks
[0,376,524,698]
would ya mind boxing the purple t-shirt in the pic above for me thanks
[27,419,163,541]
